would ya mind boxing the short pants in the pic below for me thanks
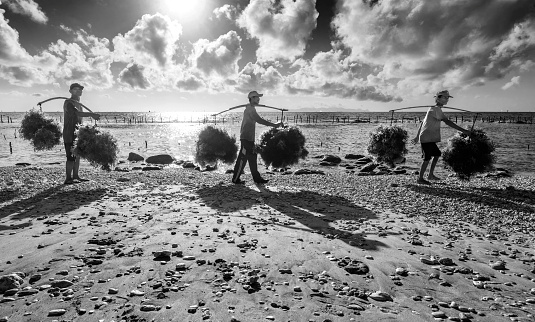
[421,142,441,161]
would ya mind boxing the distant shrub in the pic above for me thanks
[195,125,238,167]
[367,125,408,166]
[19,110,61,150]
[257,126,309,168]
[73,124,119,171]
[442,128,496,180]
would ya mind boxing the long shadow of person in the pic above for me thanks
[0,185,108,230]
[196,182,392,251]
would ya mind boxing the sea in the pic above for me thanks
[0,111,534,176]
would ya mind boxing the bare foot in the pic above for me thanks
[428,175,441,181]
[417,178,431,185]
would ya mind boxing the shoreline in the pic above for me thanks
[1,166,534,321]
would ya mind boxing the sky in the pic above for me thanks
[0,0,534,113]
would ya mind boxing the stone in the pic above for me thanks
[490,260,506,270]
[345,154,365,160]
[438,257,455,266]
[0,274,24,293]
[51,280,74,288]
[146,154,174,164]
[360,163,377,173]
[127,152,144,162]
[321,155,342,164]
[48,309,67,316]
[369,291,393,302]
[344,261,369,275]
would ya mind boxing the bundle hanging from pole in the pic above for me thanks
[257,126,308,169]
[73,124,119,171]
[194,125,238,167]
[19,109,62,151]
[442,128,496,180]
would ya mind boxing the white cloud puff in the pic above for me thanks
[118,63,152,89]
[112,13,183,67]
[190,31,242,78]
[213,4,238,21]
[0,8,33,66]
[502,76,520,90]
[332,0,535,94]
[3,0,47,24]
[237,0,318,61]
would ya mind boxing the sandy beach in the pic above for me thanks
[1,164,534,322]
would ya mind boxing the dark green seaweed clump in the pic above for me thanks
[73,124,119,171]
[367,125,408,166]
[442,128,496,179]
[195,125,238,166]
[19,110,61,151]
[258,126,308,169]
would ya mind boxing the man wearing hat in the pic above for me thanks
[411,90,471,184]
[232,91,283,184]
[63,83,100,184]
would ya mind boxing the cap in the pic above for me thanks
[247,90,263,99]
[435,90,453,98]
[70,83,84,90]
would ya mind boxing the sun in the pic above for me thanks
[161,0,207,22]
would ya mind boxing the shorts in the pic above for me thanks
[64,141,76,161]
[421,142,441,161]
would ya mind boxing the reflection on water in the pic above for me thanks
[0,112,533,175]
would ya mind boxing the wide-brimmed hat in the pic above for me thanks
[70,83,84,90]
[248,90,263,99]
[435,90,453,98]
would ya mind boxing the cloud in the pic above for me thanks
[3,0,47,24]
[235,62,284,93]
[283,50,401,102]
[190,31,242,78]
[113,13,183,67]
[213,4,238,21]
[44,32,114,90]
[332,0,535,94]
[0,8,33,66]
[502,76,521,90]
[176,74,205,91]
[237,0,318,61]
[117,63,152,89]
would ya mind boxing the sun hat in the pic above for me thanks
[435,90,453,98]
[70,83,84,90]
[247,90,263,99]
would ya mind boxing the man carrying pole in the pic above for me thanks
[232,91,283,184]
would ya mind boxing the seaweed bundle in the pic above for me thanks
[442,128,496,179]
[257,126,308,169]
[195,125,238,167]
[19,110,61,151]
[367,125,408,166]
[73,124,119,171]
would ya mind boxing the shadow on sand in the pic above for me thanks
[407,183,534,213]
[0,185,108,230]
[196,183,392,251]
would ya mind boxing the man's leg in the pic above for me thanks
[428,156,441,180]
[65,160,74,184]
[246,152,265,183]
[418,160,431,184]
[232,144,248,183]
[73,157,80,179]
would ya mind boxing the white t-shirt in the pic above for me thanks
[419,105,445,143]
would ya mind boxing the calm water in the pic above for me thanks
[0,111,533,176]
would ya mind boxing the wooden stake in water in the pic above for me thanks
[9,142,12,154]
